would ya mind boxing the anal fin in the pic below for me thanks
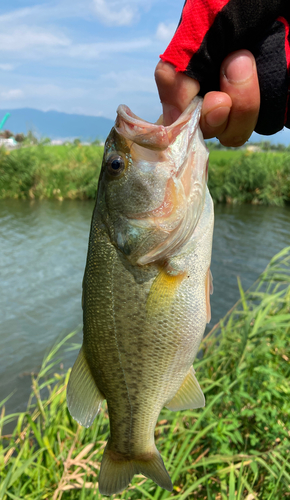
[165,366,205,411]
[67,346,104,427]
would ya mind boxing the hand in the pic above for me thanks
[155,50,260,147]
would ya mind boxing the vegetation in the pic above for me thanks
[208,150,290,205]
[0,129,102,146]
[1,247,290,499]
[206,139,290,152]
[0,143,290,205]
[0,144,103,200]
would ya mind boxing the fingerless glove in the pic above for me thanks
[161,0,290,135]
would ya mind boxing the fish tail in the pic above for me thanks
[135,450,173,492]
[98,441,173,496]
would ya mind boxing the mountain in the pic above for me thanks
[2,107,290,145]
[0,108,114,141]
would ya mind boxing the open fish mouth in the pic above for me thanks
[115,98,209,266]
[115,99,202,152]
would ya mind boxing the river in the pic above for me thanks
[0,199,289,419]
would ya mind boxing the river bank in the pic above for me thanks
[1,247,290,499]
[0,145,290,205]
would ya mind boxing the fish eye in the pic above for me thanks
[106,154,125,177]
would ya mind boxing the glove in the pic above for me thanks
[160,0,290,135]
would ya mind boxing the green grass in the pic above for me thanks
[1,247,290,499]
[0,144,103,201]
[208,150,290,205]
[1,144,290,205]
[208,149,245,163]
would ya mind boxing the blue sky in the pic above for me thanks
[0,0,184,123]
[1,0,290,144]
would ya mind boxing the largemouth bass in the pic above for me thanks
[67,97,214,495]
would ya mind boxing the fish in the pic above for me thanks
[67,96,214,496]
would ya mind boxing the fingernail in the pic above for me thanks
[223,54,253,84]
[205,106,231,128]
[162,104,181,126]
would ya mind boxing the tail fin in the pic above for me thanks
[98,442,173,496]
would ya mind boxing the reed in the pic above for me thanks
[208,150,290,205]
[1,248,290,499]
[0,144,103,201]
[1,146,290,205]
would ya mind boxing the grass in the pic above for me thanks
[0,144,103,201]
[0,145,290,205]
[208,150,290,205]
[1,246,290,499]
[208,150,245,163]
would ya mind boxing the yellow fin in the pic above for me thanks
[165,366,205,411]
[98,442,172,496]
[67,346,104,428]
[147,269,186,317]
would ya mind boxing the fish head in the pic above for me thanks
[96,97,209,266]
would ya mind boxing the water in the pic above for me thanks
[0,199,289,418]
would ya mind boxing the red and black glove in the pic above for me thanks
[160,0,290,135]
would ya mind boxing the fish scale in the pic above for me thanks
[67,97,214,495]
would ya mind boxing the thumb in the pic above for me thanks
[155,60,200,126]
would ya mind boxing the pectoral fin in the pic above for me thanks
[67,346,104,428]
[146,268,186,317]
[165,367,205,411]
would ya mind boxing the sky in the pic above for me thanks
[1,0,290,144]
[0,0,183,123]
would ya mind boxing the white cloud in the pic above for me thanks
[92,0,148,26]
[68,106,105,116]
[0,0,170,122]
[0,26,70,51]
[0,0,154,27]
[0,89,24,100]
[0,28,151,62]
[156,22,176,42]
[0,83,86,104]
[0,64,14,71]
[24,84,86,100]
[0,6,40,24]
[0,1,156,63]
[0,1,88,25]
[67,38,151,60]
[101,69,156,94]
[93,0,136,26]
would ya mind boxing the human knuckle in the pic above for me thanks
[218,134,249,148]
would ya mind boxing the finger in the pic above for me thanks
[200,91,232,139]
[217,50,260,147]
[155,60,200,126]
